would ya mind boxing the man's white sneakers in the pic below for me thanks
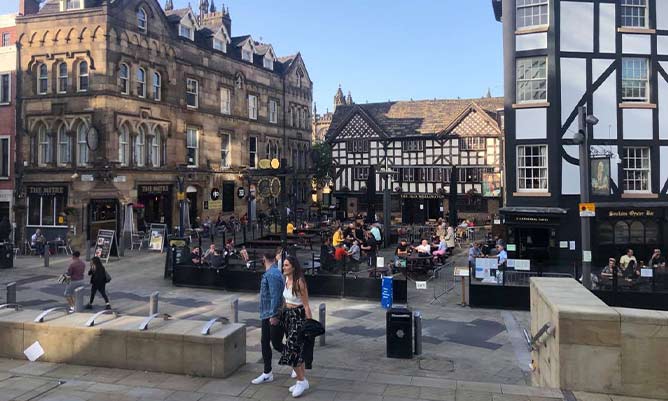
[251,372,273,385]
[291,379,309,398]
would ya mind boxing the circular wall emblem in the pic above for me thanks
[237,187,246,199]
[257,179,271,198]
[270,177,281,198]
[210,188,221,201]
[270,158,280,169]
[86,126,99,151]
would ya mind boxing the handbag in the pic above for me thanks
[301,318,325,338]
[57,274,70,284]
[104,270,112,283]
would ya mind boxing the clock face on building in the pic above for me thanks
[270,177,281,198]
[257,179,271,198]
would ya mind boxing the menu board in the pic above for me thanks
[475,258,497,279]
[94,229,116,263]
[148,224,167,253]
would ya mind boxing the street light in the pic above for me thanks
[574,106,598,289]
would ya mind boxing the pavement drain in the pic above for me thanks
[418,357,455,373]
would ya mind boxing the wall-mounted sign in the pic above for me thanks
[606,209,658,218]
[27,186,66,196]
[237,187,246,199]
[113,176,126,183]
[81,174,94,182]
[138,185,171,194]
[210,188,221,201]
[579,203,596,217]
[591,157,610,196]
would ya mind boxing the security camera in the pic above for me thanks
[585,115,599,126]
[71,172,79,180]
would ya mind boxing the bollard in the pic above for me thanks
[319,303,326,346]
[74,287,85,312]
[149,291,159,315]
[44,249,49,267]
[6,282,16,305]
[231,297,239,323]
[119,233,125,257]
[85,240,91,262]
[414,311,422,356]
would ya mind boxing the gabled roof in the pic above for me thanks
[326,97,503,142]
[255,43,275,58]
[38,0,104,14]
[231,35,252,47]
[165,7,191,21]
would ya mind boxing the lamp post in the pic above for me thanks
[176,175,185,238]
[573,106,599,289]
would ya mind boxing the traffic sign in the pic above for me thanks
[579,203,595,217]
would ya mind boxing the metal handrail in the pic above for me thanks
[34,307,71,323]
[138,313,171,331]
[85,310,118,327]
[0,304,21,311]
[523,322,555,351]
[201,316,229,335]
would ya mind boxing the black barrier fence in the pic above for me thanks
[590,265,668,311]
[172,264,408,302]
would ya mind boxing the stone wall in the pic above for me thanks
[530,278,668,399]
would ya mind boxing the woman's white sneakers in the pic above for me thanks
[291,379,309,398]
[251,372,273,385]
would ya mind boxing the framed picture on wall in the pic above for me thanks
[591,157,610,196]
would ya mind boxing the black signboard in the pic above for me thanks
[138,185,171,195]
[27,186,67,196]
[94,229,116,263]
[211,188,221,201]
[237,187,246,199]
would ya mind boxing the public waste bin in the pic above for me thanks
[386,307,413,359]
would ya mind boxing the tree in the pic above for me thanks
[310,142,333,181]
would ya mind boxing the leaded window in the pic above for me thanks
[516,57,547,103]
[352,167,369,181]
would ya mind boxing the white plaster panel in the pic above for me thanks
[560,2,594,53]
[593,73,618,140]
[515,108,547,140]
[622,34,651,55]
[658,0,668,30]
[659,72,668,140]
[658,36,668,56]
[622,109,653,140]
[563,144,579,161]
[592,59,613,82]
[599,3,616,54]
[561,58,587,126]
[516,32,547,51]
[661,147,668,190]
[562,121,575,140]
[562,158,580,195]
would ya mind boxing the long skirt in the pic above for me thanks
[278,305,306,367]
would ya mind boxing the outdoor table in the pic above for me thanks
[405,254,435,273]
[46,239,64,255]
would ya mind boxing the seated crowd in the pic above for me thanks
[600,248,667,281]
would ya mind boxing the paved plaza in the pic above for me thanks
[0,250,661,401]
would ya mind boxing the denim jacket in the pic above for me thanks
[259,264,284,320]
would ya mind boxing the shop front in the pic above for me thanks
[594,204,668,265]
[137,184,173,232]
[88,198,120,246]
[401,194,443,225]
[25,184,69,242]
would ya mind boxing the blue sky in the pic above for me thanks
[0,1,503,112]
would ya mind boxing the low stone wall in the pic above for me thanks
[0,309,246,378]
[530,278,668,399]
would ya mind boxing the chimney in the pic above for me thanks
[19,0,40,16]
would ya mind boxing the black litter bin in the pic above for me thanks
[386,307,413,359]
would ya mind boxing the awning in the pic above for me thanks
[499,207,568,215]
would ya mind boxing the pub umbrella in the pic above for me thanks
[449,165,458,227]
[365,165,376,224]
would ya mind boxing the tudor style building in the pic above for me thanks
[15,0,312,248]
[326,97,504,224]
[493,0,668,267]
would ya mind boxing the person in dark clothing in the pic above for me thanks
[319,237,334,272]
[86,256,111,310]
[361,230,378,268]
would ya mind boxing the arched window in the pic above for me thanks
[152,72,161,101]
[37,124,52,165]
[614,221,630,244]
[120,63,129,94]
[77,123,88,166]
[629,221,644,244]
[37,63,48,95]
[77,60,89,92]
[148,131,160,167]
[119,124,129,166]
[134,125,145,166]
[136,67,146,98]
[137,7,147,32]
[598,222,613,245]
[57,124,71,165]
[646,221,659,243]
[57,62,68,93]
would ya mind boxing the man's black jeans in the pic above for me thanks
[261,317,284,374]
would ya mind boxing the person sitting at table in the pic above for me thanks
[31,229,46,256]
[601,257,621,278]
[354,222,365,242]
[332,226,344,248]
[414,239,431,257]
[468,241,482,268]
[320,237,335,272]
[191,247,202,264]
[394,239,410,268]
[347,240,362,269]
[432,237,447,261]
[619,248,637,271]
[287,221,295,235]
[649,249,666,269]
[203,244,216,260]
[370,223,382,243]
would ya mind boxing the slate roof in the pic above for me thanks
[326,97,503,141]
[165,8,192,23]
[38,0,104,14]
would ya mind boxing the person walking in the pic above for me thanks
[444,224,456,255]
[86,256,111,310]
[280,256,312,398]
[64,251,86,311]
[251,252,286,385]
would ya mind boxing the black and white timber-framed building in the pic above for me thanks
[325,97,504,225]
[494,0,668,267]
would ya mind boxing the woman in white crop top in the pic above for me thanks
[279,256,312,398]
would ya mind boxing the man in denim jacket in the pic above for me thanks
[251,252,285,384]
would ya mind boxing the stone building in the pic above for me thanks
[312,85,352,143]
[14,0,313,248]
[0,14,16,228]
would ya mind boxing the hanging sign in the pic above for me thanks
[94,229,116,263]
[237,187,246,199]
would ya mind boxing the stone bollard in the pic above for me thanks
[6,282,16,304]
[231,297,239,323]
[119,233,125,257]
[414,311,422,356]
[44,249,49,268]
[149,291,159,315]
[319,303,326,346]
[74,287,85,312]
